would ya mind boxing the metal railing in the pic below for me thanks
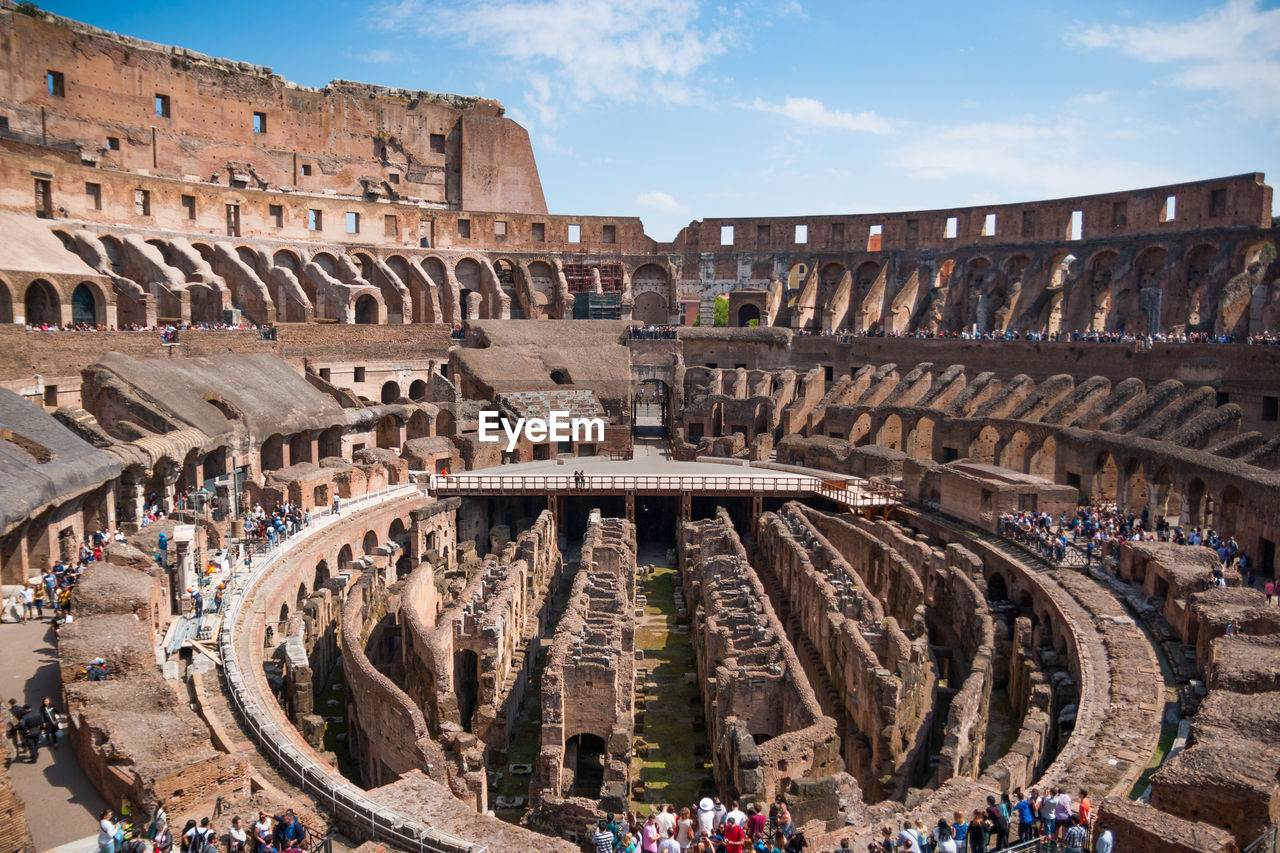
[216,484,493,853]
[430,472,902,508]
[1245,824,1279,853]
[997,520,1094,568]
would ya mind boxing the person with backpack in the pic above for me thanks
[985,796,1009,851]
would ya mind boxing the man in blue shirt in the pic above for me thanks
[1014,793,1034,843]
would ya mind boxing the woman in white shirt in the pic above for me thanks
[98,810,117,853]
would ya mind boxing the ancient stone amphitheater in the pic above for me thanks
[0,5,1277,853]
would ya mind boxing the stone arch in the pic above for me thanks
[315,559,330,589]
[850,413,873,446]
[388,518,406,542]
[527,260,557,319]
[71,281,103,326]
[819,261,847,307]
[633,290,668,325]
[408,379,428,402]
[312,252,339,277]
[319,426,342,460]
[362,530,379,555]
[736,303,761,327]
[0,279,11,324]
[380,381,401,404]
[273,248,302,274]
[337,544,354,569]
[24,279,60,326]
[1093,450,1118,503]
[1121,458,1148,517]
[1152,466,1179,524]
[999,429,1031,473]
[375,414,400,448]
[1184,243,1219,329]
[1186,477,1211,529]
[968,425,1001,464]
[407,409,430,439]
[455,257,483,319]
[907,416,936,460]
[1219,485,1242,537]
[354,294,379,324]
[260,434,285,471]
[876,413,903,450]
[1083,250,1117,331]
[1028,434,1056,479]
[1128,246,1167,332]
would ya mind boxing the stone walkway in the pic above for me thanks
[1,618,106,852]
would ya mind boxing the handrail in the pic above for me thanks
[429,473,903,508]
[217,483,495,853]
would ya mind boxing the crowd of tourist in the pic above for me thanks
[997,505,1270,592]
[25,321,274,335]
[587,788,1109,853]
[628,325,681,340]
[450,323,467,340]
[94,803,316,853]
[792,327,1279,346]
[243,501,312,550]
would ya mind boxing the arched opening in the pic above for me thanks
[407,410,429,439]
[987,573,1009,603]
[375,414,399,449]
[260,434,285,472]
[563,733,607,799]
[354,294,378,324]
[337,544,354,569]
[1152,467,1178,525]
[527,260,557,319]
[455,258,483,319]
[1122,459,1148,518]
[1028,435,1056,479]
[453,649,479,732]
[71,282,99,326]
[388,518,406,543]
[201,446,227,484]
[633,290,668,324]
[278,602,290,626]
[1093,451,1118,503]
[968,426,1001,465]
[1087,252,1117,332]
[850,413,873,446]
[408,379,428,402]
[1000,430,1031,473]
[362,530,379,555]
[380,381,401,404]
[0,279,11,324]
[319,426,342,460]
[288,432,312,466]
[315,560,330,589]
[1219,486,1241,537]
[297,581,309,605]
[736,303,761,327]
[24,280,60,326]
[908,417,935,460]
[876,414,902,450]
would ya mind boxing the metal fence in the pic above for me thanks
[216,484,492,853]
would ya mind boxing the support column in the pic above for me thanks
[625,493,635,525]
[680,492,691,523]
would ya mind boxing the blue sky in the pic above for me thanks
[40,0,1280,241]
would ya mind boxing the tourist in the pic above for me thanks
[606,813,622,848]
[985,796,1009,850]
[712,798,727,830]
[19,705,41,762]
[153,820,172,853]
[229,817,248,853]
[676,807,695,849]
[950,812,968,848]
[271,811,304,850]
[642,813,660,853]
[40,696,60,748]
[99,810,119,853]
[1062,815,1087,853]
[593,819,616,853]
[936,820,956,853]
[696,798,716,836]
[1039,787,1057,838]
[1055,789,1073,840]
[252,812,272,853]
[1078,789,1091,830]
[20,584,34,622]
[897,821,922,853]
[722,817,746,853]
[658,826,681,853]
[724,801,747,831]
[1094,825,1114,853]
[914,819,934,853]
[1266,579,1274,604]
[966,811,988,853]
[747,804,768,840]
[657,804,677,838]
[1013,791,1033,843]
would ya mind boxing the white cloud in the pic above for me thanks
[362,49,394,64]
[375,0,741,124]
[744,97,893,134]
[1068,0,1280,116]
[636,190,688,213]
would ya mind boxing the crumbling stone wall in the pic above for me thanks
[534,513,636,822]
[681,508,844,808]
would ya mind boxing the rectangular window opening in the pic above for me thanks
[301,164,312,177]
[830,222,845,243]
[867,224,883,251]
[905,219,920,244]
[982,213,997,236]
[720,224,735,246]
[269,204,283,228]
[34,178,52,219]
[532,222,546,242]
[226,203,241,237]
[155,94,170,118]
[1263,396,1278,422]
[106,136,120,151]
[181,194,196,220]
[944,216,958,239]
[1210,188,1227,218]
[794,224,808,244]
[494,220,508,239]
[85,182,102,211]
[319,368,331,383]
[1215,391,1231,407]
[1069,210,1083,241]
[44,385,58,407]
[568,223,581,243]
[756,224,770,244]
[1112,201,1127,229]
[307,209,322,231]
[353,367,366,383]
[253,112,266,134]
[457,218,471,239]
[602,223,617,244]
[384,214,398,238]
[388,172,399,184]
[47,71,64,98]
[345,211,359,234]
[1021,211,1035,238]
[429,133,446,154]
[133,188,151,217]
[1162,195,1177,222]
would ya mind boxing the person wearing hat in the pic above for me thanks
[696,798,716,837]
